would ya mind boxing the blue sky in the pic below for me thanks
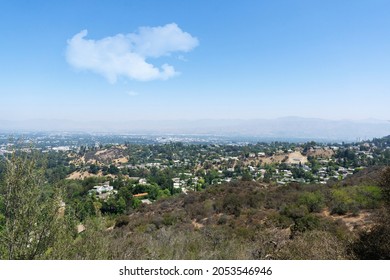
[1,0,390,122]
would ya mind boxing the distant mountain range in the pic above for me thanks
[0,117,389,141]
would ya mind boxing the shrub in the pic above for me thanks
[298,191,325,213]
[266,212,293,229]
[330,189,354,215]
[217,214,228,225]
[355,186,382,209]
[162,213,176,226]
[329,185,382,215]
[277,230,350,260]
[115,215,130,228]
[351,210,390,259]
[292,214,321,233]
[281,204,309,219]
[247,191,265,208]
[222,194,242,217]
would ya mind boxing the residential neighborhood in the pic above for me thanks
[1,133,389,205]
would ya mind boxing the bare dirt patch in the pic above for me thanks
[191,219,204,229]
[286,151,308,164]
[114,157,128,164]
[307,148,335,158]
[321,209,374,231]
[261,152,308,165]
[95,149,108,156]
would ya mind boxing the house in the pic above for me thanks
[301,165,311,171]
[90,182,114,195]
[141,199,152,205]
[139,178,147,185]
[172,177,180,183]
[88,182,116,200]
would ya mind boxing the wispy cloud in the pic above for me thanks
[177,55,188,62]
[66,23,198,83]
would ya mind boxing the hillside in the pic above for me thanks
[105,172,385,260]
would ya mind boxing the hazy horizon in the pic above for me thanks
[1,115,390,123]
[1,1,390,123]
[1,116,389,141]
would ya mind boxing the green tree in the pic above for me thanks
[89,164,99,174]
[0,153,65,259]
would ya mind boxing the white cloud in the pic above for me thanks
[129,23,199,57]
[66,23,198,83]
